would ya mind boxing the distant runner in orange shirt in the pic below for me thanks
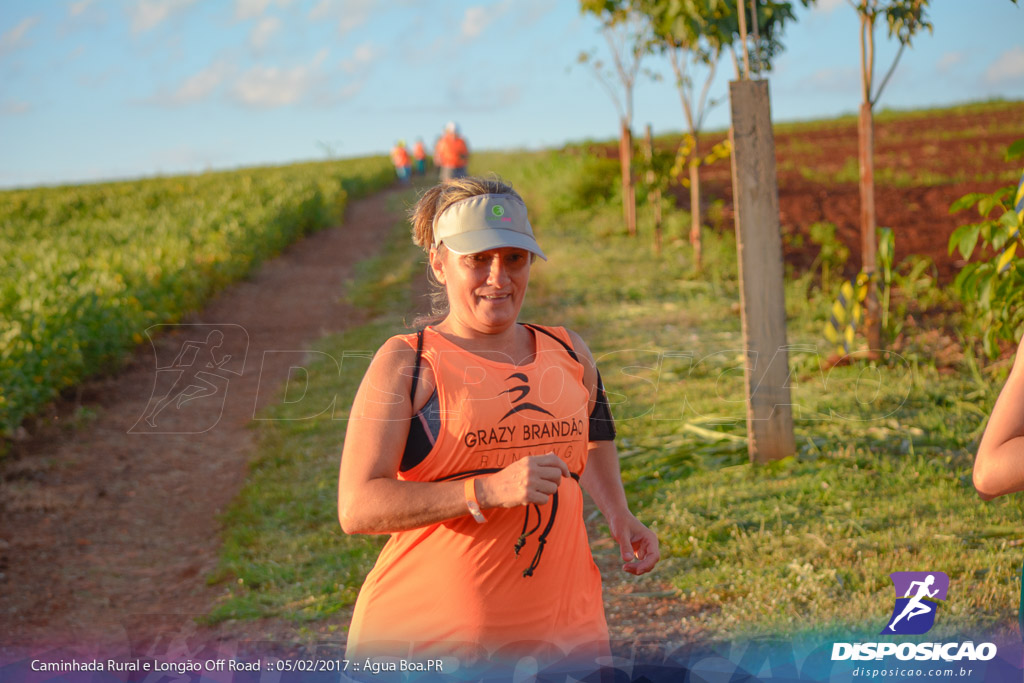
[412,138,427,176]
[434,121,469,182]
[338,176,659,674]
[390,140,411,184]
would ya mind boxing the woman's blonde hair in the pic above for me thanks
[409,176,525,324]
[410,175,523,251]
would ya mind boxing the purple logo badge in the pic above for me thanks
[882,571,949,635]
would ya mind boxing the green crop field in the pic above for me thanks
[0,157,393,437]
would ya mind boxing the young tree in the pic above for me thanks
[639,0,803,269]
[578,4,651,237]
[849,0,931,352]
[644,3,726,270]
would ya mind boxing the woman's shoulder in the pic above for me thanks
[374,332,417,356]
[366,333,421,377]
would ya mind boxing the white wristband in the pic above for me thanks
[464,478,486,523]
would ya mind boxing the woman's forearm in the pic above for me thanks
[339,477,471,534]
[339,454,570,534]
[580,441,632,523]
[974,436,1024,500]
[974,338,1024,500]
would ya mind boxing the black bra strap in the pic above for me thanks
[408,329,425,404]
[523,323,580,364]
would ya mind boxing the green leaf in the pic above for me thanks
[992,224,1010,251]
[952,262,979,297]
[949,192,986,214]
[978,194,1003,218]
[960,264,988,301]
[983,329,999,360]
[1006,138,1024,162]
[957,223,981,260]
[949,224,974,256]
[878,227,894,268]
[999,208,1022,236]
[969,263,996,299]
[981,275,996,309]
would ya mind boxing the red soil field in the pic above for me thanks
[664,101,1024,284]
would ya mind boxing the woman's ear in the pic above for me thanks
[429,247,446,284]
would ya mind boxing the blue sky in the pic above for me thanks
[1,0,1022,189]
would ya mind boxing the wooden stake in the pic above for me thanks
[728,79,795,463]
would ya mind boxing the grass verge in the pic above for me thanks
[206,187,424,628]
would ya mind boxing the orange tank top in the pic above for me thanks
[346,325,607,663]
[391,146,409,166]
[436,133,467,168]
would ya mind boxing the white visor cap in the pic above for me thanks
[432,193,547,260]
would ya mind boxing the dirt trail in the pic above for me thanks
[0,188,405,650]
[1,185,688,659]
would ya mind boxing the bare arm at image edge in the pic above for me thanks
[973,337,1024,500]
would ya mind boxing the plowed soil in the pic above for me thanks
[671,103,1024,283]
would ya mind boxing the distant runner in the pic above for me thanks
[434,121,469,182]
[391,140,411,184]
[412,138,427,176]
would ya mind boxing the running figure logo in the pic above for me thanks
[131,324,248,434]
[882,571,949,635]
[497,372,554,423]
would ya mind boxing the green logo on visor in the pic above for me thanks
[491,205,505,218]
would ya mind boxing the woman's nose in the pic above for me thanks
[486,256,510,286]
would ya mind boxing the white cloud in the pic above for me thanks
[174,61,233,104]
[1,99,32,115]
[307,0,374,34]
[129,0,199,34]
[234,0,295,20]
[308,0,334,21]
[232,52,326,108]
[341,42,379,74]
[937,52,964,73]
[814,0,847,13]
[339,81,362,99]
[69,0,94,18]
[61,0,107,35]
[461,6,490,39]
[233,67,309,106]
[513,0,554,30]
[338,0,374,35]
[461,2,517,41]
[984,47,1024,86]
[249,16,281,49]
[0,16,39,54]
[235,0,271,21]
[144,60,233,106]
